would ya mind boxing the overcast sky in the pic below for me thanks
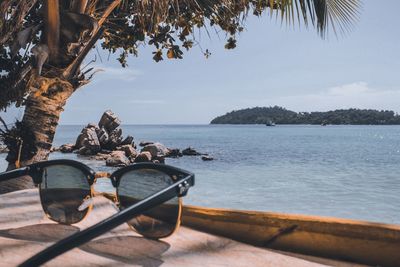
[3,0,400,124]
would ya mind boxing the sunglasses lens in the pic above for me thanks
[118,168,180,239]
[39,165,91,224]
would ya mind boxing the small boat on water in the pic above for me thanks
[266,121,276,126]
[182,206,400,267]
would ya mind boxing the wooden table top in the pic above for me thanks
[0,189,353,267]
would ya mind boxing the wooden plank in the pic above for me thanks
[182,205,400,267]
[0,189,337,267]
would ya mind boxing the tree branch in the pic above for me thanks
[98,0,121,26]
[62,0,121,80]
[44,0,60,62]
[0,0,39,46]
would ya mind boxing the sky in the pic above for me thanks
[3,0,400,124]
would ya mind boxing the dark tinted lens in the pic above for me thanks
[117,168,180,239]
[39,165,91,224]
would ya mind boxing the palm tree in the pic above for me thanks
[0,0,360,171]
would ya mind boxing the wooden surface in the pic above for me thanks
[0,189,363,267]
[182,205,400,267]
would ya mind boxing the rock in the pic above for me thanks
[81,135,101,155]
[0,146,9,154]
[117,144,137,158]
[120,135,134,146]
[141,142,170,158]
[139,141,154,147]
[76,126,101,155]
[152,156,165,164]
[92,153,110,161]
[75,123,99,149]
[182,147,202,156]
[104,127,123,150]
[201,155,214,161]
[98,110,121,133]
[59,143,75,153]
[96,127,109,147]
[87,123,97,128]
[166,148,182,158]
[134,151,152,163]
[106,151,130,167]
[75,134,85,149]
[50,147,58,153]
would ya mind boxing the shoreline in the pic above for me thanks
[2,124,400,226]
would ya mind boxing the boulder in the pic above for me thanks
[201,155,214,161]
[152,156,165,164]
[106,151,130,167]
[182,147,202,156]
[98,110,121,133]
[120,135,134,146]
[87,123,97,128]
[75,123,99,149]
[75,126,101,155]
[59,143,75,153]
[141,142,170,158]
[139,141,154,147]
[117,144,137,158]
[166,148,182,158]
[104,127,123,150]
[96,127,109,147]
[77,130,101,155]
[93,153,110,161]
[134,151,152,163]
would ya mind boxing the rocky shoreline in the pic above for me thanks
[51,110,213,166]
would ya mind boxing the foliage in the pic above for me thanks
[0,0,360,111]
[0,118,37,163]
[210,106,400,125]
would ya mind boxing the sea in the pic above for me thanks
[1,124,399,225]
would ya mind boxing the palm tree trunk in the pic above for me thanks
[2,76,74,192]
[24,77,73,164]
[1,0,121,194]
[6,76,74,168]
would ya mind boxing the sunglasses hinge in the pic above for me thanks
[177,181,190,197]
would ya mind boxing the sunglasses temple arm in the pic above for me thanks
[0,167,30,182]
[19,175,194,267]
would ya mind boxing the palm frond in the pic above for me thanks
[117,0,360,37]
[283,0,361,37]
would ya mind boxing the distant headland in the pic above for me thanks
[210,106,400,125]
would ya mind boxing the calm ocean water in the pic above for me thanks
[1,125,399,224]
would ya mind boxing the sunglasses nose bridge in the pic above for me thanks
[94,172,111,179]
[92,172,118,204]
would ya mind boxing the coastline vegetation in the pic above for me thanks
[211,106,400,125]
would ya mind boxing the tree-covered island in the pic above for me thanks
[210,106,400,125]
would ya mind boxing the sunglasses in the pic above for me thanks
[0,159,194,266]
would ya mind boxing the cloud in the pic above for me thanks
[327,82,372,96]
[89,66,142,82]
[243,82,400,113]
